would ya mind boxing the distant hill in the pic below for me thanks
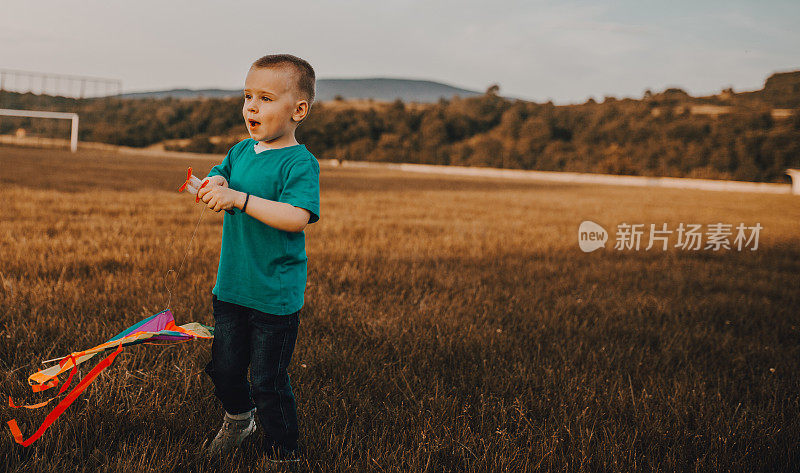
[119,78,482,103]
[750,70,800,108]
[314,78,482,102]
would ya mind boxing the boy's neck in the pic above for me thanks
[257,133,299,150]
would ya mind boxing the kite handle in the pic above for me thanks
[180,167,234,215]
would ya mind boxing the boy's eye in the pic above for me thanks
[244,94,251,99]
[261,96,271,101]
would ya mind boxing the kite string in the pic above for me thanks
[164,206,208,310]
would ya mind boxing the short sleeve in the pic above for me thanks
[207,141,243,181]
[279,158,320,224]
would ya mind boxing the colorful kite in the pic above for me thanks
[7,309,213,447]
[6,167,216,447]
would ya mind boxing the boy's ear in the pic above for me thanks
[291,100,310,123]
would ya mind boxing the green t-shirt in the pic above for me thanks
[206,139,320,315]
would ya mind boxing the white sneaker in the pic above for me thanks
[202,409,257,455]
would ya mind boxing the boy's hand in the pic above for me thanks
[201,186,245,213]
[197,175,228,201]
[198,175,228,195]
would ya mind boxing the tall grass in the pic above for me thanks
[1,147,798,472]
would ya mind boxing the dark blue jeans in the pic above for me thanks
[204,294,300,451]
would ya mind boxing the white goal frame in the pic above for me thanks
[0,108,79,152]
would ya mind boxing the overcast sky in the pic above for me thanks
[1,0,798,104]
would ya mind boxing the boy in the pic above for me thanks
[196,54,320,462]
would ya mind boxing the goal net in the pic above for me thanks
[0,69,121,152]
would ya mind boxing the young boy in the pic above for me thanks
[196,54,320,462]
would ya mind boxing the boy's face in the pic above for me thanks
[242,66,308,146]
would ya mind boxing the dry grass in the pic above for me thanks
[0,146,799,472]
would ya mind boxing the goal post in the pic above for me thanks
[0,108,79,152]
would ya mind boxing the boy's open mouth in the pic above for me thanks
[248,119,260,127]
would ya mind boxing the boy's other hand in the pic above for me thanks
[197,175,228,201]
[201,186,244,213]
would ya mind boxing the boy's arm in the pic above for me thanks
[198,187,311,232]
[198,156,319,233]
[235,193,311,232]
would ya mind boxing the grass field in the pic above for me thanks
[1,146,799,472]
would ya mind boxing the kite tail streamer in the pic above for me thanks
[9,355,78,410]
[7,343,124,447]
[30,378,58,393]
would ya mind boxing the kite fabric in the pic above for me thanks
[6,309,213,447]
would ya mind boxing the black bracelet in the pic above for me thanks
[241,193,250,213]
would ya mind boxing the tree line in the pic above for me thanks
[1,74,799,183]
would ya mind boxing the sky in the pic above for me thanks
[1,0,798,104]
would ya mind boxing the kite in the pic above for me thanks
[6,167,218,447]
[6,310,213,446]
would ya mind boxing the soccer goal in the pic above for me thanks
[0,108,79,152]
